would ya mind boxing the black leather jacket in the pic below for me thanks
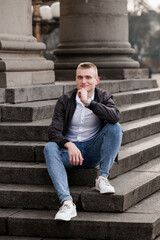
[48,87,120,148]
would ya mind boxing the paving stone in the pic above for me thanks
[7,209,159,240]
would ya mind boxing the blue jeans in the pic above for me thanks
[44,123,123,204]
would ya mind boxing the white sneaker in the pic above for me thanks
[54,201,77,221]
[95,176,115,194]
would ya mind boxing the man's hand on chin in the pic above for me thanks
[77,88,88,105]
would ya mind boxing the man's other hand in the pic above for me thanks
[64,142,84,166]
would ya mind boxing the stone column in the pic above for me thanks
[0,0,54,88]
[54,0,142,81]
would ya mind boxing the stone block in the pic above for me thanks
[120,100,160,123]
[0,237,41,240]
[0,184,84,211]
[68,167,98,187]
[0,88,5,103]
[0,71,54,88]
[0,208,19,235]
[0,124,48,141]
[0,100,56,122]
[6,84,62,104]
[114,89,160,106]
[110,133,160,179]
[0,142,35,161]
[121,115,160,145]
[0,162,51,185]
[81,169,160,212]
[8,209,159,240]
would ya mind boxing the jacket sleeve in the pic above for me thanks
[87,92,120,123]
[48,97,69,147]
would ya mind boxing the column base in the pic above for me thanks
[54,68,149,81]
[0,40,55,88]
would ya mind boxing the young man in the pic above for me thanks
[44,62,123,221]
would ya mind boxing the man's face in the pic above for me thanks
[76,67,99,94]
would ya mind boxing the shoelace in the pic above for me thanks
[59,204,71,213]
[100,177,110,186]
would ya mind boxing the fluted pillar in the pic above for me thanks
[0,0,54,88]
[54,0,142,80]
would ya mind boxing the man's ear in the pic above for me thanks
[96,76,100,85]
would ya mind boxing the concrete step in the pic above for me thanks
[0,237,41,240]
[111,132,160,179]
[82,157,160,212]
[1,114,160,144]
[1,190,160,240]
[0,238,86,240]
[120,99,160,123]
[1,98,160,123]
[0,184,88,210]
[0,132,160,182]
[113,88,160,106]
[0,141,45,162]
[5,84,63,104]
[122,114,160,145]
[0,161,97,186]
[0,157,159,212]
[4,79,158,104]
[0,100,56,122]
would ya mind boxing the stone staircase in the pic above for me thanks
[0,77,160,240]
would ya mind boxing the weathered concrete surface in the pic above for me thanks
[0,237,41,240]
[6,85,63,104]
[0,88,5,103]
[122,114,160,144]
[0,184,86,210]
[1,113,160,143]
[81,158,160,212]
[0,208,20,235]
[0,100,56,122]
[114,88,160,106]
[120,100,160,123]
[5,78,158,103]
[0,141,45,162]
[7,209,159,240]
[111,133,160,178]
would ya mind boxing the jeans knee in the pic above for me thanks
[43,142,59,157]
[105,123,123,138]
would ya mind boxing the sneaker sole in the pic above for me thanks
[95,186,115,194]
[54,211,77,221]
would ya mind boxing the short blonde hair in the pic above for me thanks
[76,62,98,78]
